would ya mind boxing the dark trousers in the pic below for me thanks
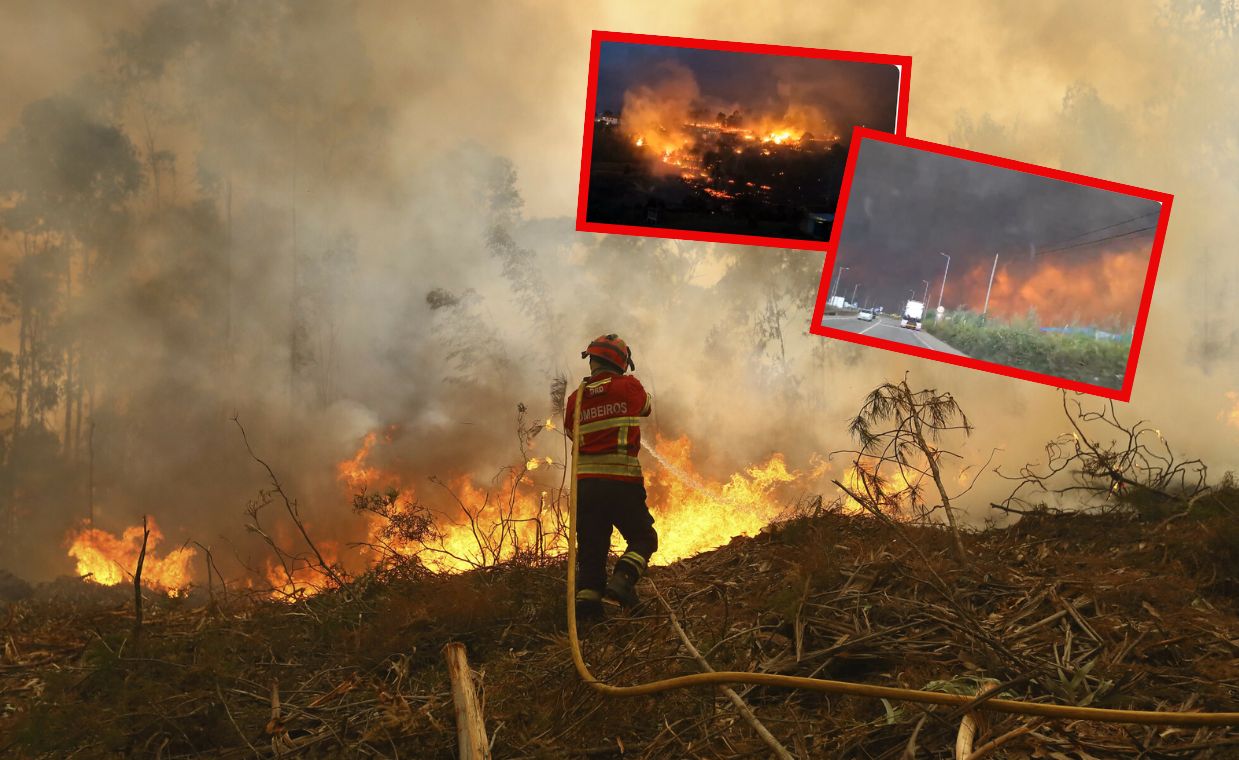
[575,478,658,593]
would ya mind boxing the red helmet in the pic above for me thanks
[582,334,635,372]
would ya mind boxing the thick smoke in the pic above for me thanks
[0,1,1238,583]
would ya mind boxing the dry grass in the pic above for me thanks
[1,499,1237,758]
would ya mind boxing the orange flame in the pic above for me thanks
[264,540,342,599]
[1222,392,1239,429]
[644,434,809,561]
[333,427,837,576]
[338,431,380,492]
[838,460,920,516]
[67,517,196,593]
[956,247,1150,326]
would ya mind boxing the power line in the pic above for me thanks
[1038,224,1156,256]
[1043,210,1159,249]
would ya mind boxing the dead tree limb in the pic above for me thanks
[651,581,796,760]
[443,642,491,760]
[232,415,343,588]
[995,391,1209,514]
[963,719,1042,760]
[132,514,149,655]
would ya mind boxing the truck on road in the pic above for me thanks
[900,300,925,331]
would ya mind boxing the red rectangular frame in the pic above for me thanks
[809,127,1174,402]
[576,30,913,252]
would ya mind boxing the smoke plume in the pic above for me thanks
[0,1,1237,584]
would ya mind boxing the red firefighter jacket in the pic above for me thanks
[564,370,652,481]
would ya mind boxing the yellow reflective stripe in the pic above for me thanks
[577,463,643,477]
[620,551,647,570]
[616,422,628,453]
[578,416,644,435]
[640,393,653,416]
[576,588,602,601]
[577,452,641,467]
[586,377,612,389]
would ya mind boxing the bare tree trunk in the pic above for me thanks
[224,178,233,369]
[443,643,491,760]
[288,184,299,405]
[902,383,967,562]
[14,298,26,440]
[63,250,74,458]
[132,515,150,655]
[87,417,95,526]
[73,385,83,457]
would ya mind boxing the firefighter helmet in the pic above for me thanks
[582,334,635,372]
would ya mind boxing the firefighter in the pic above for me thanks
[565,334,657,619]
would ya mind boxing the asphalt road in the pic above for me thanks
[820,313,969,357]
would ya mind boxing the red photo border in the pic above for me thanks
[809,127,1174,402]
[576,30,912,251]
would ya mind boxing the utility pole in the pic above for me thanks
[937,252,950,310]
[921,280,929,304]
[983,253,999,316]
[850,282,860,303]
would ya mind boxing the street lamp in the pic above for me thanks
[982,253,999,316]
[921,279,930,304]
[831,266,850,299]
[937,252,950,310]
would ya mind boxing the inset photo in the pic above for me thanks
[811,129,1172,401]
[577,32,910,250]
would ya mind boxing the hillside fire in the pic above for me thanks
[342,427,824,576]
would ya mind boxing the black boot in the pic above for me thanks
[603,566,640,610]
[575,588,605,622]
[604,572,638,609]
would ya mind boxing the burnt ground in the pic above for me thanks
[1,502,1237,758]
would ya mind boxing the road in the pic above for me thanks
[820,313,969,357]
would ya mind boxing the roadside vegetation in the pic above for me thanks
[925,311,1129,388]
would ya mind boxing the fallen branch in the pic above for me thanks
[955,680,998,759]
[963,719,1042,760]
[651,581,795,760]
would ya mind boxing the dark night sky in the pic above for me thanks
[832,139,1162,318]
[595,41,901,136]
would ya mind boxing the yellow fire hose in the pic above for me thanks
[565,382,1239,727]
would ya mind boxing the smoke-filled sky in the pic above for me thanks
[833,139,1162,324]
[2,0,1239,582]
[595,41,902,139]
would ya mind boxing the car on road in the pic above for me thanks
[900,300,925,331]
[856,309,875,322]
